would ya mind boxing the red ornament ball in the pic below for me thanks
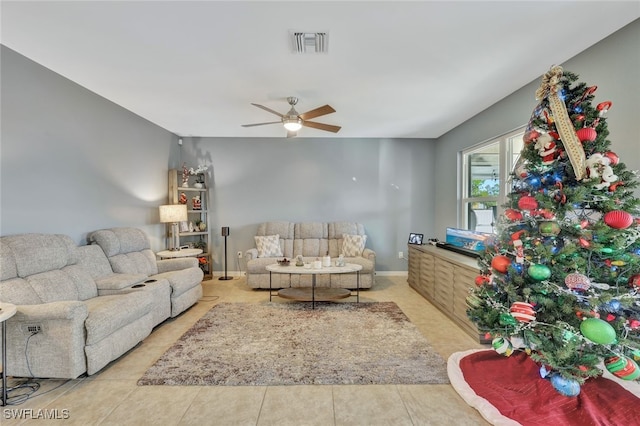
[604,210,633,229]
[629,274,640,291]
[491,255,511,274]
[517,195,538,211]
[604,151,619,166]
[504,208,523,221]
[510,302,536,323]
[576,127,597,142]
[474,275,490,286]
[565,272,591,292]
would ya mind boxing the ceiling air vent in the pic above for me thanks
[291,31,328,54]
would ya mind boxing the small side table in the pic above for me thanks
[156,248,203,259]
[0,302,17,406]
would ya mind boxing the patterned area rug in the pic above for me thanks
[138,302,449,386]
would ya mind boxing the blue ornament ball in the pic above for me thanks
[550,374,581,397]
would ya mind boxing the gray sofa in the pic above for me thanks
[245,221,375,289]
[0,228,203,379]
[88,227,203,318]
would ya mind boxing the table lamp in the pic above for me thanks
[159,204,188,251]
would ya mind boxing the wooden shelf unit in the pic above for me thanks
[168,169,212,279]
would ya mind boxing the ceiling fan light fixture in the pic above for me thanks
[283,117,302,131]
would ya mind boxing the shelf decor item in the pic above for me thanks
[159,204,188,251]
[181,163,190,188]
[188,165,208,189]
[192,196,202,210]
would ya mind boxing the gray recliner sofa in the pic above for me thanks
[245,221,376,289]
[0,234,155,378]
[88,227,203,318]
[0,229,203,379]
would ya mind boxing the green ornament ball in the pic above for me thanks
[499,313,518,326]
[605,355,640,381]
[466,294,483,309]
[580,318,617,345]
[539,221,561,236]
[528,264,551,281]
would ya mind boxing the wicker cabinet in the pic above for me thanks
[168,169,212,278]
[408,244,487,343]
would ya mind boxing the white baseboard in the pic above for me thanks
[211,271,408,278]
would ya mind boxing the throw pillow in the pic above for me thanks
[254,234,283,258]
[342,234,367,257]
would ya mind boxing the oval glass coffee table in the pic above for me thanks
[266,263,363,309]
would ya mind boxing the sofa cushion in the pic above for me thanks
[1,234,77,278]
[254,235,283,258]
[0,277,43,305]
[108,251,158,276]
[152,268,203,298]
[89,228,159,275]
[0,240,18,280]
[62,264,99,300]
[83,292,152,346]
[256,221,294,258]
[90,228,149,256]
[26,270,81,303]
[76,245,117,280]
[342,234,367,257]
[292,222,329,257]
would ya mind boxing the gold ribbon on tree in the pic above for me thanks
[535,66,586,181]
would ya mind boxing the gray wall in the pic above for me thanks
[433,19,640,240]
[0,45,180,249]
[178,136,435,272]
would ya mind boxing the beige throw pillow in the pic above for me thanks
[342,234,367,257]
[254,234,283,258]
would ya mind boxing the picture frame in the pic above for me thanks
[408,233,423,245]
[179,221,189,233]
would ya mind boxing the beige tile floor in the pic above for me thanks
[2,275,490,425]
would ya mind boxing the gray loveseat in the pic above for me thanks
[245,221,375,289]
[0,228,203,379]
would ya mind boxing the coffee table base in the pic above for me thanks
[278,287,351,302]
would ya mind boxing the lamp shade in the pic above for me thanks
[159,204,187,223]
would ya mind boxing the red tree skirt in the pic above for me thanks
[448,349,640,426]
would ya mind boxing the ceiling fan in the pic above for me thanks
[241,97,341,137]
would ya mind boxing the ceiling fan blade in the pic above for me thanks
[299,105,335,120]
[241,121,281,127]
[286,130,297,138]
[251,103,284,117]
[302,121,341,133]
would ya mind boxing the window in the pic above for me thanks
[460,128,524,233]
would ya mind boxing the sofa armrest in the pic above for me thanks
[95,273,147,291]
[7,301,89,378]
[245,248,258,260]
[11,300,88,323]
[157,258,198,273]
[363,248,376,261]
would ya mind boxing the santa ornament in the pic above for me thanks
[533,133,560,165]
[585,153,618,190]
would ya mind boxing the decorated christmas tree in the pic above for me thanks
[466,66,640,396]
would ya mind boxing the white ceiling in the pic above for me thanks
[2,1,638,139]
